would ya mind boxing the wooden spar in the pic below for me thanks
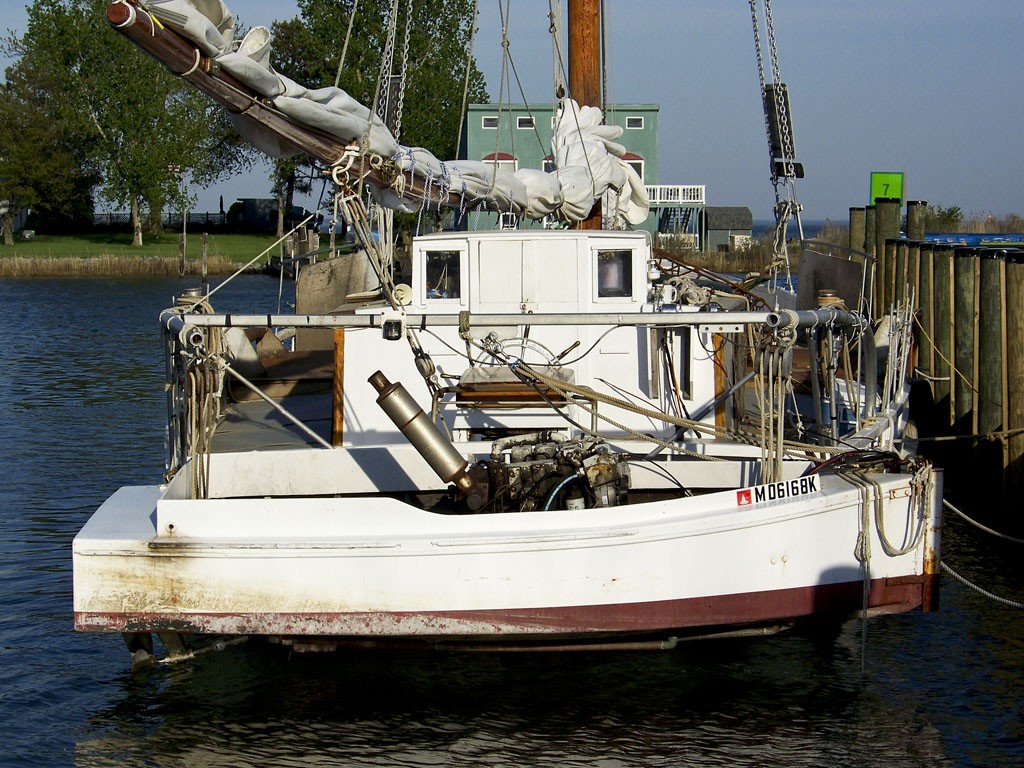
[568,0,601,112]
[332,328,345,446]
[568,0,603,230]
[104,0,466,211]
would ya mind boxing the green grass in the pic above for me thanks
[0,232,286,277]
[1,232,281,262]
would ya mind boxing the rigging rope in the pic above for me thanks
[457,323,844,459]
[333,0,360,88]
[548,0,565,99]
[454,0,480,161]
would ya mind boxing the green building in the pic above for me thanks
[459,102,704,243]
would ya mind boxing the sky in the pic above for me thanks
[3,0,1023,222]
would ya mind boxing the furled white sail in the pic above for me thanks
[147,0,649,226]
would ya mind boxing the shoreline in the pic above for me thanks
[0,254,254,278]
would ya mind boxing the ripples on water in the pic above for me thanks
[0,276,1021,767]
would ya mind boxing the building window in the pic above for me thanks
[481,115,499,129]
[517,116,535,129]
[620,153,644,182]
[425,251,461,299]
[626,116,644,129]
[482,152,518,173]
[596,250,633,298]
[542,155,556,173]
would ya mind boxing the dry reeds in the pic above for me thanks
[655,238,801,273]
[0,255,245,278]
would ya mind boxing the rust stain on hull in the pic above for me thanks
[75,577,925,646]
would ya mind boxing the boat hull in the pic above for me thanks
[73,472,940,649]
[74,581,923,648]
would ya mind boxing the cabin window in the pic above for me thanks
[596,249,633,298]
[517,116,535,129]
[626,116,644,129]
[425,250,461,299]
[481,115,499,129]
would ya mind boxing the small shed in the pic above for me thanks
[705,206,753,252]
[228,198,277,232]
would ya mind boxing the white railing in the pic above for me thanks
[645,185,705,206]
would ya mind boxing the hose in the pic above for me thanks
[542,471,585,511]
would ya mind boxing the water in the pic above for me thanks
[1,275,1022,767]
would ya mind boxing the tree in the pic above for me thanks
[266,0,488,229]
[1,18,101,242]
[922,204,964,232]
[4,0,256,245]
[0,78,70,243]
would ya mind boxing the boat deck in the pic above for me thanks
[211,392,334,452]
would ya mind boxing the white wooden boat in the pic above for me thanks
[74,226,941,660]
[73,1,941,663]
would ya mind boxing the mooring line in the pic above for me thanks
[943,498,1024,545]
[940,561,1024,610]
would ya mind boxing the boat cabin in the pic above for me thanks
[338,229,721,446]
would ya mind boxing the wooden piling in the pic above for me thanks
[885,237,899,308]
[864,206,877,314]
[908,239,922,305]
[875,198,901,311]
[977,250,1005,481]
[906,200,927,241]
[864,205,877,254]
[849,207,866,252]
[893,238,907,304]
[201,232,208,284]
[917,241,935,382]
[932,244,954,427]
[952,247,978,437]
[1006,251,1024,494]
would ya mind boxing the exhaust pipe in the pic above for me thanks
[368,371,474,497]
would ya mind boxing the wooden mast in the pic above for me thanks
[567,0,603,230]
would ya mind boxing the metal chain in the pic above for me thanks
[372,0,401,130]
[393,0,413,142]
[749,0,799,282]
[748,1,774,186]
[764,0,795,179]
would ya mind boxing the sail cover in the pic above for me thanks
[144,0,649,226]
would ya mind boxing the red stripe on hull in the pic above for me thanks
[75,577,923,643]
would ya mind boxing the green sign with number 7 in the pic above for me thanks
[870,172,905,205]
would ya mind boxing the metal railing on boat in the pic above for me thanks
[161,308,864,336]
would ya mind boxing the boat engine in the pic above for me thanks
[463,433,630,513]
